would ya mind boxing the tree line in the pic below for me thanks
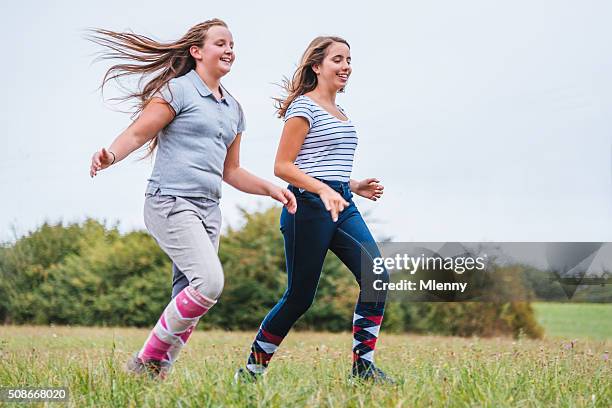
[2,207,573,338]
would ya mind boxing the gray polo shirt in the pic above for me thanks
[146,69,245,201]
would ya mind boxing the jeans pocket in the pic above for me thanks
[297,192,320,208]
[298,189,319,200]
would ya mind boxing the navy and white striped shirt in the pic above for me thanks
[284,95,357,182]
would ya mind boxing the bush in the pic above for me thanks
[0,209,543,338]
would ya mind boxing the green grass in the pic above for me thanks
[0,325,610,407]
[533,302,612,340]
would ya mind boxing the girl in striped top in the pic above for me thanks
[237,36,393,384]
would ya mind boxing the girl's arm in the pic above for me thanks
[223,133,297,214]
[349,178,384,201]
[89,98,174,177]
[274,117,349,222]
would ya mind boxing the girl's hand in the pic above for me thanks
[318,186,349,222]
[270,186,297,214]
[90,147,115,178]
[353,178,384,201]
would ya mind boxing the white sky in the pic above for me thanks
[1,0,611,243]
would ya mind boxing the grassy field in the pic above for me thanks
[533,302,612,340]
[0,303,610,407]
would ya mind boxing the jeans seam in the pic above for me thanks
[289,211,296,298]
[336,227,385,305]
[336,227,375,263]
[264,210,296,333]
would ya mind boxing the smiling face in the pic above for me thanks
[194,25,235,78]
[312,41,352,92]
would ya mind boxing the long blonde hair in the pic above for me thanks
[275,36,350,118]
[87,18,228,156]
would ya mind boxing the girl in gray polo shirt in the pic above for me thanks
[88,18,296,379]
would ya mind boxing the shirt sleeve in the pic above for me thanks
[237,102,246,133]
[156,78,185,115]
[284,98,314,128]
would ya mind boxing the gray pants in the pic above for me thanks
[144,193,224,300]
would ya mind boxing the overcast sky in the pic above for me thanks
[1,0,611,244]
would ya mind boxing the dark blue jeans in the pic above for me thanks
[261,180,388,337]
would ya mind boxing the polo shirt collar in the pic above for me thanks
[186,69,229,105]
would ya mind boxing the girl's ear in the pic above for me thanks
[189,45,202,60]
[312,63,320,75]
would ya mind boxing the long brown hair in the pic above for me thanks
[87,18,228,156]
[275,36,350,118]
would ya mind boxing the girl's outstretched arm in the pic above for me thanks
[349,178,384,201]
[89,98,175,177]
[223,133,297,214]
